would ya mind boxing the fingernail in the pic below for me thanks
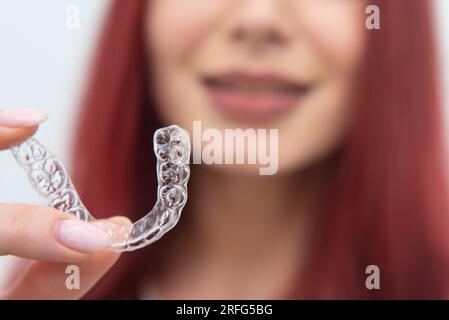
[54,220,112,253]
[93,220,132,244]
[0,108,48,128]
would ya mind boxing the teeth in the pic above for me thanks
[210,79,300,94]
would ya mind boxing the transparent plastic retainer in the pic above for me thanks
[10,125,191,252]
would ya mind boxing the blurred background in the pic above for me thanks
[0,0,448,285]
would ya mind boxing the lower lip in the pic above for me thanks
[204,86,303,121]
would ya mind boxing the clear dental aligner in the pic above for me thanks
[10,125,191,252]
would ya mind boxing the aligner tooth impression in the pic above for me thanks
[10,125,191,252]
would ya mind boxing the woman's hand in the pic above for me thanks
[0,108,131,299]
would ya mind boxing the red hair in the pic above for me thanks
[72,0,449,299]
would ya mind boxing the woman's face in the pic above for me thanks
[146,0,366,174]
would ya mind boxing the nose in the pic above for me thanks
[227,0,291,52]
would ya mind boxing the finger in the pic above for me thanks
[0,108,47,128]
[2,250,121,300]
[0,204,117,262]
[0,125,38,150]
[1,217,132,300]
[0,257,33,292]
[0,108,47,150]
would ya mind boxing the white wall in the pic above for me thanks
[0,0,448,288]
[0,0,109,286]
[437,0,449,132]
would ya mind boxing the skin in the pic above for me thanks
[147,0,366,173]
[141,0,366,298]
[0,0,365,299]
[0,124,132,299]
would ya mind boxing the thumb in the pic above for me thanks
[2,216,132,300]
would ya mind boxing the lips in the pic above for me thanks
[202,71,311,121]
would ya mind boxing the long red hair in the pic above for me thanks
[72,0,449,299]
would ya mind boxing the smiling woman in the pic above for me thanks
[0,0,449,300]
[64,0,449,299]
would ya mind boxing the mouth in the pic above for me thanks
[201,71,312,121]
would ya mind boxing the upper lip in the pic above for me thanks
[201,70,310,94]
